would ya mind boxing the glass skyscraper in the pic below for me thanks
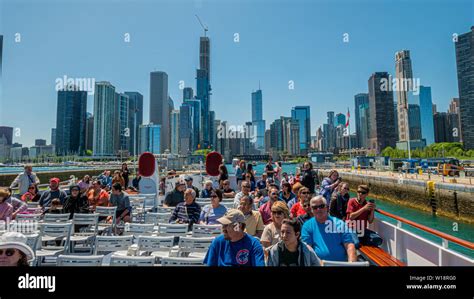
[418,86,435,145]
[455,27,474,149]
[291,106,311,154]
[55,88,87,155]
[139,124,161,155]
[149,71,169,152]
[354,93,369,148]
[125,91,143,156]
[93,82,116,156]
[252,89,265,152]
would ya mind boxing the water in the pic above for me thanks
[0,166,104,174]
[226,163,474,258]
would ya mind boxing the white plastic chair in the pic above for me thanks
[43,213,70,222]
[192,224,222,238]
[26,207,43,214]
[157,223,188,237]
[144,212,171,225]
[16,213,42,222]
[321,260,370,267]
[25,233,40,253]
[123,223,156,237]
[36,222,73,265]
[177,237,214,258]
[155,206,174,213]
[70,213,100,253]
[95,206,117,235]
[27,202,40,208]
[161,256,204,266]
[57,255,104,266]
[138,236,174,260]
[94,235,133,255]
[110,255,155,266]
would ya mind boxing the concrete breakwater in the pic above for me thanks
[319,170,474,224]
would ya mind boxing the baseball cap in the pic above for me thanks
[217,209,245,225]
[184,175,193,181]
[50,177,60,184]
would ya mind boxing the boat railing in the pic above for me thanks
[373,208,473,266]
[375,208,474,251]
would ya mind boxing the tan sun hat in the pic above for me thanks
[0,232,35,261]
[217,209,245,225]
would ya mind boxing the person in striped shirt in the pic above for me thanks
[169,188,202,231]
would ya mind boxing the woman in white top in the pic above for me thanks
[261,201,290,248]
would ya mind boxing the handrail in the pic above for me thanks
[375,208,474,250]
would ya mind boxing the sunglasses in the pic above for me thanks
[311,204,326,210]
[210,194,218,198]
[242,185,250,188]
[270,193,277,196]
[0,249,16,256]
[28,186,35,190]
[343,188,350,191]
[301,192,309,195]
[272,210,283,215]
[303,203,310,207]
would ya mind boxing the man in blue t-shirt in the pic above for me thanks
[204,209,265,266]
[301,195,357,262]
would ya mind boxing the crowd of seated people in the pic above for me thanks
[0,161,384,267]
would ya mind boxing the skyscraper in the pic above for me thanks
[93,81,117,156]
[183,99,201,150]
[291,106,311,154]
[183,87,194,101]
[125,92,144,156]
[434,112,449,143]
[85,113,94,151]
[179,104,193,155]
[0,126,13,161]
[55,87,87,155]
[170,110,180,154]
[408,104,422,140]
[395,50,414,143]
[334,113,346,127]
[0,35,3,78]
[325,111,336,152]
[0,126,13,145]
[358,103,370,149]
[368,72,397,153]
[149,71,170,152]
[196,69,211,148]
[252,89,265,152]
[139,124,161,154]
[196,35,212,148]
[455,27,474,149]
[418,86,435,145]
[354,93,369,148]
[115,93,129,153]
[448,98,462,142]
[51,128,56,145]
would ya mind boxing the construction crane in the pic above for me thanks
[195,15,208,37]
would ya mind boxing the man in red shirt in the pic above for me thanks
[346,185,382,247]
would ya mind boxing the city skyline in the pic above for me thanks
[0,0,472,147]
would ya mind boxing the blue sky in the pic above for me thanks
[0,0,472,147]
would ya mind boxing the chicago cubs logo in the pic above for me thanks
[236,249,250,264]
